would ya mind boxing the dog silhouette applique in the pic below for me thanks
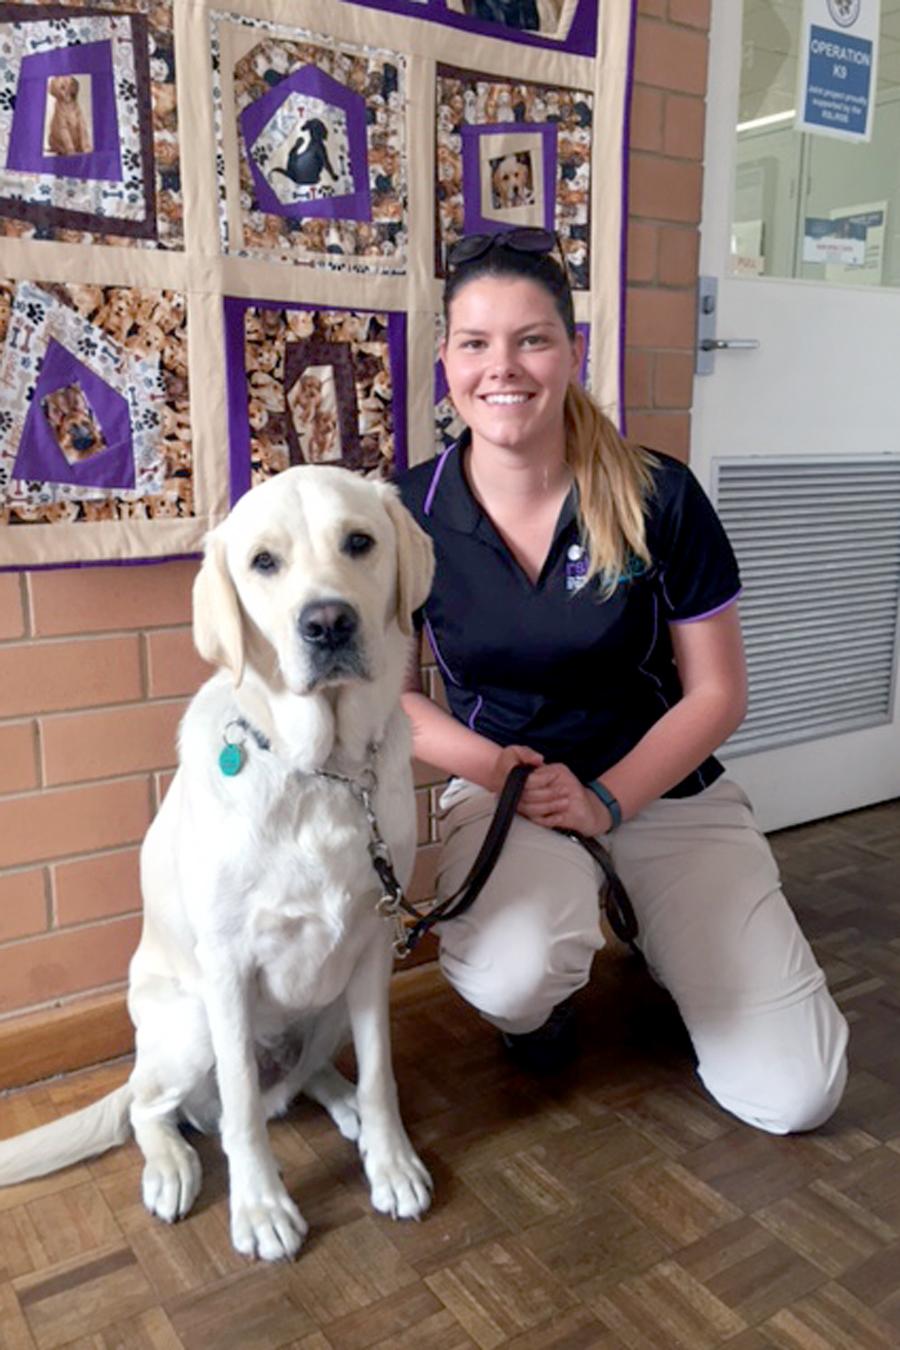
[272,118,338,187]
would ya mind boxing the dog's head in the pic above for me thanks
[193,466,433,694]
[492,155,530,207]
[48,76,79,104]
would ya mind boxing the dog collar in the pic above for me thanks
[216,714,414,956]
[218,717,270,777]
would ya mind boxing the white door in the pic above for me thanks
[691,0,900,831]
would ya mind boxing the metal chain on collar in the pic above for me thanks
[314,756,419,959]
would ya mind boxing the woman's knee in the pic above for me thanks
[697,998,850,1135]
[439,922,601,1033]
[703,1051,847,1135]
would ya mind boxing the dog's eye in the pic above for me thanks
[342,532,375,558]
[251,550,280,574]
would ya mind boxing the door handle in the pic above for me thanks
[699,338,760,351]
[696,277,761,373]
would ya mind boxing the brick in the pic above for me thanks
[41,700,185,786]
[625,349,654,410]
[416,790,430,847]
[0,869,47,941]
[627,221,658,284]
[428,667,451,714]
[155,769,177,809]
[654,351,695,408]
[658,225,700,286]
[629,85,664,152]
[662,93,705,159]
[145,627,212,699]
[0,636,142,718]
[626,288,696,349]
[413,758,445,789]
[409,842,441,904]
[0,574,25,640]
[634,16,708,95]
[0,721,38,794]
[29,559,198,637]
[0,915,141,1015]
[669,0,710,30]
[53,847,141,926]
[0,778,151,869]
[625,411,691,458]
[629,153,702,223]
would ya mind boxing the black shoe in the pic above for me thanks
[500,1000,578,1074]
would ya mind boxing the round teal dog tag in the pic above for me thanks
[219,743,245,777]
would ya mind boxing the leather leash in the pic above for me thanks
[400,763,639,954]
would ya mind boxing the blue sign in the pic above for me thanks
[797,0,880,142]
[803,25,873,136]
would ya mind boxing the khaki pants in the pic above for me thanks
[435,777,848,1135]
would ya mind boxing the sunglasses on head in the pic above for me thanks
[445,227,564,273]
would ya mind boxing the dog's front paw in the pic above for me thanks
[142,1135,202,1223]
[230,1187,308,1262]
[363,1134,432,1220]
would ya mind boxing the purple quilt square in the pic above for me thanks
[338,0,597,57]
[7,40,122,183]
[239,65,370,221]
[460,122,557,235]
[14,339,134,488]
[224,297,406,503]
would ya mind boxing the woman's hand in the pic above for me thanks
[487,743,544,796]
[517,762,611,836]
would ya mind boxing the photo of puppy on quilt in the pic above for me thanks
[45,75,92,156]
[490,152,535,209]
[41,384,107,464]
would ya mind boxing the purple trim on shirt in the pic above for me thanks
[467,694,483,731]
[668,589,742,625]
[423,612,460,687]
[423,445,453,516]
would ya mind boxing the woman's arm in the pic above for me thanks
[402,635,543,792]
[522,604,747,834]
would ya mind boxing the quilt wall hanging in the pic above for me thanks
[0,0,635,568]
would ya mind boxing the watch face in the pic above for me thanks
[826,0,860,27]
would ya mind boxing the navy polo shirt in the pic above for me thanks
[395,437,742,797]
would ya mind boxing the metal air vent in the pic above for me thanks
[712,456,900,756]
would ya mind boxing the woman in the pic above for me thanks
[396,230,847,1133]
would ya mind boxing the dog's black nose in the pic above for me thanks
[298,601,358,650]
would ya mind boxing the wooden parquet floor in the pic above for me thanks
[1,799,899,1349]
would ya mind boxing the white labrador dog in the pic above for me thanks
[0,466,435,1260]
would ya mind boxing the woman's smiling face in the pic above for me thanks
[441,275,583,460]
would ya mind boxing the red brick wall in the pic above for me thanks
[626,0,708,459]
[0,2,710,1022]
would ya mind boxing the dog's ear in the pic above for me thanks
[379,485,435,637]
[192,532,245,684]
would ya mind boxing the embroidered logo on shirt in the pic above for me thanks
[565,543,588,592]
[566,546,649,594]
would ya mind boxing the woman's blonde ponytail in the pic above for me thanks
[563,383,657,598]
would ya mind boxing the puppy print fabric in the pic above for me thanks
[340,0,596,55]
[0,0,632,566]
[435,66,592,289]
[224,298,405,502]
[0,279,190,525]
[0,0,180,247]
[212,12,407,271]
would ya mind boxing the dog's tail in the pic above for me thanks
[0,1083,133,1186]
